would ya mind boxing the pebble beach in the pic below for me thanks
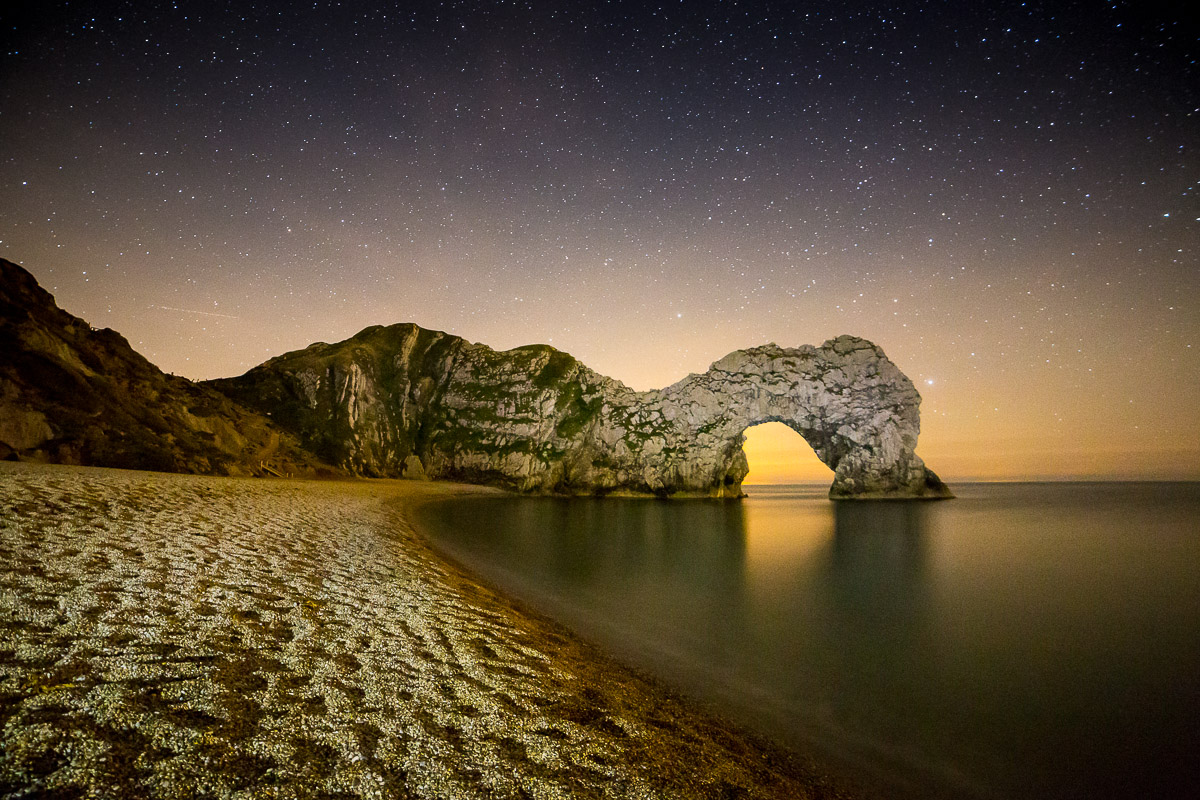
[0,462,852,799]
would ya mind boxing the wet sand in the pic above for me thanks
[0,462,856,799]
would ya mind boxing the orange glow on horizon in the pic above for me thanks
[741,422,834,484]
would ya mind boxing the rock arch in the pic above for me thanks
[211,325,952,500]
[606,336,952,499]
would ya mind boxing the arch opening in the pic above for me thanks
[741,421,834,486]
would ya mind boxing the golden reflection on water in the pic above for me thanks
[418,483,1200,800]
[740,486,832,585]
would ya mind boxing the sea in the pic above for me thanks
[412,482,1200,800]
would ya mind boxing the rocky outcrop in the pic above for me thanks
[211,324,951,499]
[1,257,948,497]
[0,259,328,476]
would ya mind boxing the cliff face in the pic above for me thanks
[210,323,950,499]
[0,259,326,476]
[2,257,947,497]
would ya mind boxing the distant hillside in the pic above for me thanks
[0,258,329,476]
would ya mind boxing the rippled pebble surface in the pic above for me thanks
[0,462,849,799]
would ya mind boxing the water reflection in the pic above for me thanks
[829,502,929,636]
[831,500,928,570]
[416,484,1200,800]
[422,496,756,658]
[442,496,751,588]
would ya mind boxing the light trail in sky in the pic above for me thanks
[151,305,240,320]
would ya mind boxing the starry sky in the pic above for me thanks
[2,0,1197,481]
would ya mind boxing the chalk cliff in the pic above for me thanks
[210,323,951,499]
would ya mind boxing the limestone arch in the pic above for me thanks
[650,338,952,499]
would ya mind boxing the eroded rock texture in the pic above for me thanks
[211,324,951,499]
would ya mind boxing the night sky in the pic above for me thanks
[2,1,1197,480]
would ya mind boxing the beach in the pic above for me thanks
[0,462,852,799]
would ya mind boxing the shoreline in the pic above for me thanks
[401,491,882,796]
[0,462,860,799]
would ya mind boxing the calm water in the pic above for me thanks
[413,483,1200,799]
